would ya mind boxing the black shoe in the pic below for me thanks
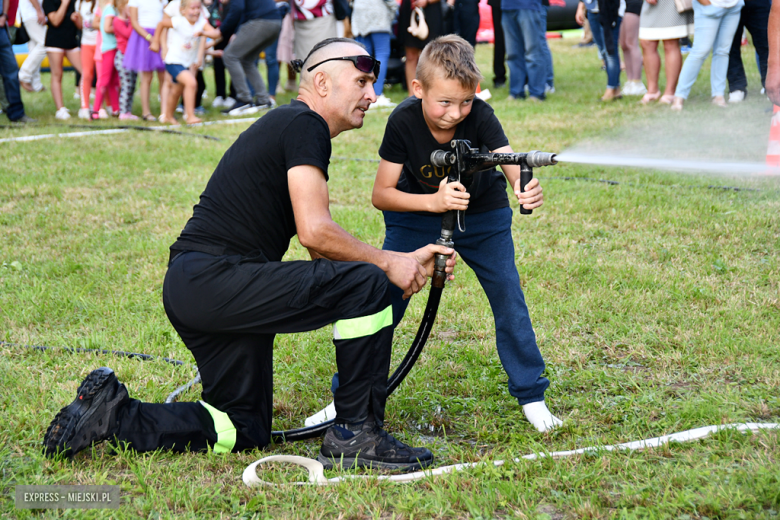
[493,79,506,89]
[43,367,129,458]
[318,422,433,471]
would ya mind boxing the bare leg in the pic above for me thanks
[48,52,65,110]
[404,47,421,96]
[179,71,201,124]
[158,69,168,118]
[161,80,182,124]
[640,39,660,94]
[662,39,682,97]
[141,71,153,116]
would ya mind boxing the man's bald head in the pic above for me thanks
[300,38,370,85]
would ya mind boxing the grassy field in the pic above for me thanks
[2,40,779,519]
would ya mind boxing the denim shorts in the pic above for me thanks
[165,63,188,84]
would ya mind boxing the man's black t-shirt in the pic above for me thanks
[378,96,510,215]
[171,100,331,262]
[43,0,80,49]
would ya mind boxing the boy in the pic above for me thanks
[373,34,560,432]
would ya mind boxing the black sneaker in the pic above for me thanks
[318,422,433,471]
[43,367,130,458]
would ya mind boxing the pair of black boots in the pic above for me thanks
[43,367,433,471]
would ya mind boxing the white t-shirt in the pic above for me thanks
[128,0,164,28]
[164,14,207,67]
[77,0,99,46]
[163,0,209,20]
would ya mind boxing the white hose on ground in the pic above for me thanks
[242,422,780,487]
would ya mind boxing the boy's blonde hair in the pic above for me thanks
[416,35,483,91]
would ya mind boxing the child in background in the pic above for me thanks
[113,0,139,119]
[373,35,561,433]
[126,0,166,121]
[149,0,219,124]
[160,0,211,118]
[92,0,121,119]
[76,0,100,119]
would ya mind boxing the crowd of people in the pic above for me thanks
[0,0,770,123]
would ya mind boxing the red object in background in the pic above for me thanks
[477,0,495,44]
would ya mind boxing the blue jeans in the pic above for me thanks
[265,37,279,96]
[502,8,546,99]
[381,207,550,405]
[587,10,622,89]
[538,6,554,88]
[675,0,744,99]
[0,27,25,121]
[355,33,391,96]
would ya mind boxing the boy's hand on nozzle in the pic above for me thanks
[514,177,544,211]
[433,177,470,213]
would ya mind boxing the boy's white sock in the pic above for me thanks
[304,401,337,427]
[522,401,563,433]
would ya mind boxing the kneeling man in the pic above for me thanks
[43,38,455,471]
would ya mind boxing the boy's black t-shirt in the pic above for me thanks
[171,100,331,262]
[43,0,80,49]
[379,96,510,215]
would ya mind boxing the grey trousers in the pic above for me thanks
[223,18,282,104]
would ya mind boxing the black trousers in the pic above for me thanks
[114,252,394,453]
[454,0,481,46]
[489,0,507,83]
[727,0,769,92]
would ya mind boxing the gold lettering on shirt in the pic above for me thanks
[419,165,451,179]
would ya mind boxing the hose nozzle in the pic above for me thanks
[430,150,456,167]
[525,151,558,168]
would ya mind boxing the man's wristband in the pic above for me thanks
[145,33,152,41]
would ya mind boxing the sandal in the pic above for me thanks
[640,91,661,104]
[142,113,157,122]
[659,94,675,105]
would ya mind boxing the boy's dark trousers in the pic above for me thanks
[727,0,769,92]
[381,207,550,406]
[112,251,394,453]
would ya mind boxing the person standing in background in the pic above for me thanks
[397,0,444,95]
[351,0,397,107]
[638,0,692,104]
[1,0,34,121]
[670,0,744,110]
[292,0,337,63]
[17,0,48,92]
[725,0,768,102]
[216,0,282,116]
[488,0,506,88]
[43,0,84,119]
[76,0,99,119]
[502,0,546,100]
[125,0,165,121]
[619,0,646,95]
[454,0,480,45]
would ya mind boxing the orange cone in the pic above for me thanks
[767,105,780,168]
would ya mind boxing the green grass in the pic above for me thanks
[2,41,779,519]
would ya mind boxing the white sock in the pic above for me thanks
[304,401,337,427]
[522,401,563,433]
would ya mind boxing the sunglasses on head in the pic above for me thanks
[306,55,381,78]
